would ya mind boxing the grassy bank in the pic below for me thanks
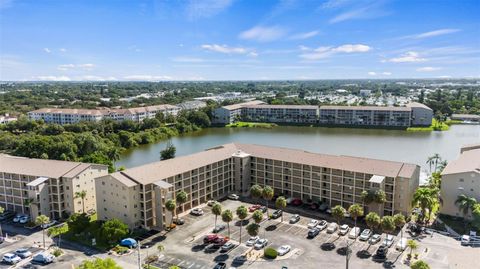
[407,119,450,132]
[226,121,277,128]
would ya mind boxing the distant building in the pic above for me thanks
[0,114,17,124]
[177,100,207,110]
[359,90,372,97]
[406,102,434,126]
[212,100,264,124]
[242,104,319,124]
[0,154,108,220]
[440,146,480,219]
[96,143,419,230]
[28,104,180,125]
[451,114,480,123]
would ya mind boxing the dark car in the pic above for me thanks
[173,218,185,225]
[271,210,283,219]
[307,228,320,238]
[376,245,388,259]
[259,206,268,213]
[213,224,226,233]
[0,211,15,221]
[291,199,303,206]
[214,262,226,269]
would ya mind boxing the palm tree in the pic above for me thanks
[175,190,188,221]
[455,194,477,231]
[157,244,165,256]
[165,199,176,228]
[437,160,448,172]
[252,210,264,224]
[212,202,222,229]
[75,190,87,213]
[275,196,287,223]
[348,204,364,237]
[236,206,248,244]
[426,156,435,174]
[221,209,233,237]
[246,223,260,237]
[0,206,4,237]
[35,214,50,249]
[431,153,442,171]
[250,184,263,202]
[365,212,381,233]
[393,213,406,242]
[262,186,274,217]
[361,189,386,213]
[412,187,437,223]
[381,216,395,235]
[407,239,418,256]
[332,205,346,227]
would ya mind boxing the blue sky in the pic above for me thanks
[1,0,479,81]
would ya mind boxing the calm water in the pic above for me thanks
[117,125,480,177]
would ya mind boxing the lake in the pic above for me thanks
[117,124,480,180]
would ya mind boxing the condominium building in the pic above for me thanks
[28,104,180,125]
[406,102,434,126]
[242,105,319,124]
[96,143,419,230]
[0,114,18,124]
[319,106,412,127]
[0,154,108,220]
[440,144,480,219]
[211,100,265,124]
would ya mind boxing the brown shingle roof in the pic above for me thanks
[222,100,265,111]
[441,149,480,175]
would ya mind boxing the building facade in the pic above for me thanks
[242,105,319,124]
[319,106,412,127]
[440,145,480,219]
[0,155,108,220]
[28,104,180,125]
[96,143,419,230]
[406,102,434,126]
[211,100,265,124]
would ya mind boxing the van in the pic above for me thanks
[395,238,407,251]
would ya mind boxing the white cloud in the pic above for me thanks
[368,71,377,76]
[123,75,172,81]
[43,48,51,53]
[320,0,351,9]
[290,30,319,40]
[382,72,392,75]
[300,44,371,60]
[57,63,95,71]
[59,48,67,52]
[248,51,258,57]
[171,57,205,63]
[416,67,441,72]
[298,45,311,51]
[410,28,460,39]
[201,44,253,55]
[186,0,234,19]
[328,1,389,24]
[387,51,426,63]
[80,75,117,81]
[239,26,286,42]
[57,64,75,71]
[35,75,71,81]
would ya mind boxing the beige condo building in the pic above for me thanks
[0,154,108,219]
[96,143,419,230]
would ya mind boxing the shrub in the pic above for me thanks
[52,248,63,257]
[112,245,129,254]
[264,247,278,259]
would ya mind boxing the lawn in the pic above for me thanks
[226,121,277,128]
[407,119,450,132]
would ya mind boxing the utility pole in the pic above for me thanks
[137,242,141,269]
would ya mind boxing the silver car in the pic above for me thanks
[359,229,372,241]
[277,245,291,256]
[15,248,32,259]
[254,238,268,249]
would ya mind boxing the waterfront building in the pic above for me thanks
[440,144,480,219]
[96,143,419,230]
[451,114,480,123]
[319,105,412,127]
[406,102,434,126]
[0,154,108,219]
[28,104,180,125]
[242,104,319,124]
[211,100,264,124]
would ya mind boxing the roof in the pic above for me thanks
[28,104,179,116]
[369,175,385,184]
[320,105,411,112]
[0,154,104,178]
[243,104,318,110]
[441,149,480,175]
[406,102,433,110]
[120,143,419,185]
[221,100,265,111]
[26,177,49,187]
[105,173,138,187]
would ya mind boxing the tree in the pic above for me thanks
[75,190,87,213]
[160,141,176,160]
[35,214,50,249]
[100,219,129,245]
[473,203,480,230]
[262,186,274,217]
[252,210,264,224]
[393,213,406,242]
[381,216,395,235]
[361,189,386,205]
[222,209,233,237]
[365,212,381,233]
[0,206,3,237]
[332,205,346,226]
[348,204,364,237]
[275,196,287,222]
[455,194,478,231]
[165,199,176,228]
[250,184,263,202]
[175,190,188,221]
[77,257,122,269]
[67,213,91,234]
[407,239,418,256]
[246,223,260,237]
[236,206,248,244]
[427,153,442,172]
[410,260,430,269]
[412,187,438,223]
[212,202,222,229]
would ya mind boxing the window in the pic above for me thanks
[459,178,464,182]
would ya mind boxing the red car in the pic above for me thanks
[249,204,261,212]
[204,234,220,244]
[213,236,230,245]
[291,199,303,206]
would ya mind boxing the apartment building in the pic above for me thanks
[406,102,434,126]
[211,100,265,124]
[242,105,319,124]
[319,106,412,127]
[0,154,108,220]
[96,143,419,230]
[28,104,180,125]
[0,114,18,124]
[440,144,480,219]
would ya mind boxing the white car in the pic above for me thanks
[32,252,55,264]
[246,236,259,246]
[395,238,408,251]
[327,223,338,233]
[307,219,319,229]
[228,194,239,200]
[338,224,350,236]
[41,220,58,229]
[19,216,30,224]
[359,229,372,241]
[316,220,328,231]
[13,214,25,223]
[254,238,268,249]
[15,248,32,258]
[2,253,21,264]
[348,227,361,239]
[207,200,216,206]
[190,208,204,216]
[461,235,470,246]
[383,234,394,247]
[369,234,382,244]
[277,245,291,256]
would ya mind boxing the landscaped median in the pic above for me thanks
[226,121,277,128]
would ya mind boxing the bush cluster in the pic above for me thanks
[264,247,278,259]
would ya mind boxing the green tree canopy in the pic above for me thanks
[77,258,122,269]
[100,219,129,245]
[410,260,430,269]
[250,184,263,199]
[381,216,396,234]
[68,213,91,234]
[332,205,346,225]
[365,212,381,232]
[246,223,260,237]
